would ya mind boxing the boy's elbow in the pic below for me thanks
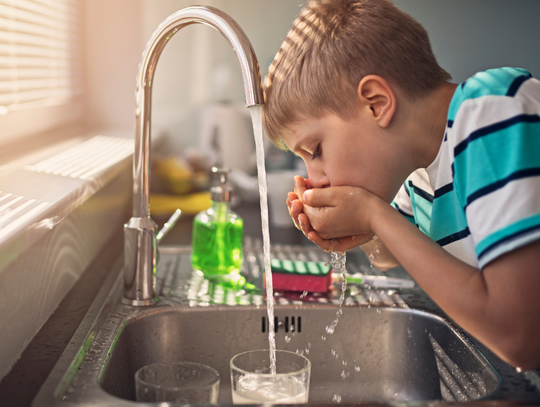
[372,258,400,271]
[496,331,540,371]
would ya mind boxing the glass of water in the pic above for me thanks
[230,350,311,404]
[135,361,220,403]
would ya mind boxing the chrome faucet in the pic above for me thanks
[123,6,264,306]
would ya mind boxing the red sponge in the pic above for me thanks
[265,259,333,293]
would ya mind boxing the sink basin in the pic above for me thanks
[34,244,510,406]
[100,305,499,404]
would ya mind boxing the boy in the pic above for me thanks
[262,0,540,369]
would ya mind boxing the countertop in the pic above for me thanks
[1,201,540,406]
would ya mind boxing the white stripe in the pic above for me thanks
[479,228,540,269]
[393,184,413,216]
[409,169,433,195]
[466,176,540,245]
[442,236,478,267]
[516,77,540,107]
[427,139,454,191]
[451,93,540,149]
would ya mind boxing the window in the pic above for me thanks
[0,0,82,144]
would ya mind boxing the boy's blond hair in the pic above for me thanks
[263,0,451,149]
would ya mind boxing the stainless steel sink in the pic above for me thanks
[99,306,498,404]
[34,244,504,406]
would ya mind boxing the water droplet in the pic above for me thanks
[342,360,347,366]
[326,325,335,334]
[341,370,349,380]
[321,335,327,341]
[354,365,361,372]
[332,394,342,404]
[285,335,291,343]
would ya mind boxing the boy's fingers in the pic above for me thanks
[294,176,307,198]
[308,234,365,252]
[288,199,303,218]
[302,188,336,207]
[297,212,312,235]
[287,191,298,202]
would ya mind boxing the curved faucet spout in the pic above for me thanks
[123,6,264,306]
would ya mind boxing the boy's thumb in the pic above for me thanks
[303,188,335,207]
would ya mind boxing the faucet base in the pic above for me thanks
[123,217,158,305]
[121,297,156,307]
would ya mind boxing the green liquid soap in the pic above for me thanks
[191,204,243,276]
[191,168,244,287]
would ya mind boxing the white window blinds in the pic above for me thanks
[0,0,82,113]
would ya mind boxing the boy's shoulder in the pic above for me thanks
[448,67,533,121]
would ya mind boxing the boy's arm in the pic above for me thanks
[374,202,540,370]
[302,186,540,369]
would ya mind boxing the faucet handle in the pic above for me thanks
[156,209,182,244]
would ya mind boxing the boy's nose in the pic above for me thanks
[306,167,330,189]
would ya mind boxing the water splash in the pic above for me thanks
[325,252,347,334]
[250,105,276,374]
[368,235,380,268]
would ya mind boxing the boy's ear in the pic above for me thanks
[357,75,396,128]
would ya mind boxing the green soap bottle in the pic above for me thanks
[191,168,244,286]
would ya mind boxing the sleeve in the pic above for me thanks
[391,182,416,225]
[451,76,540,268]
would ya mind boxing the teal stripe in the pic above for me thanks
[453,121,540,203]
[476,212,540,257]
[410,191,432,235]
[448,68,532,121]
[430,191,468,241]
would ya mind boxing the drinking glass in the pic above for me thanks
[135,361,220,403]
[230,349,311,404]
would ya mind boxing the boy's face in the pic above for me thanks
[283,111,406,203]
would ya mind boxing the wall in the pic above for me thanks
[82,0,540,153]
[82,0,145,131]
[393,0,540,83]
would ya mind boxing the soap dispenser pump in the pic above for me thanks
[191,167,244,286]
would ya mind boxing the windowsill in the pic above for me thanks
[0,127,135,273]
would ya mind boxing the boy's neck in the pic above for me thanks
[403,82,458,169]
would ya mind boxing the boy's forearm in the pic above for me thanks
[370,200,540,369]
[371,202,484,312]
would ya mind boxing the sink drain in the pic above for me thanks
[262,316,302,333]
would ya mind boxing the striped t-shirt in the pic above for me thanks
[393,67,540,268]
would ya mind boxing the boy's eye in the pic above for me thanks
[312,144,321,159]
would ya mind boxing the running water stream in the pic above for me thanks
[250,106,349,375]
[250,105,277,374]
